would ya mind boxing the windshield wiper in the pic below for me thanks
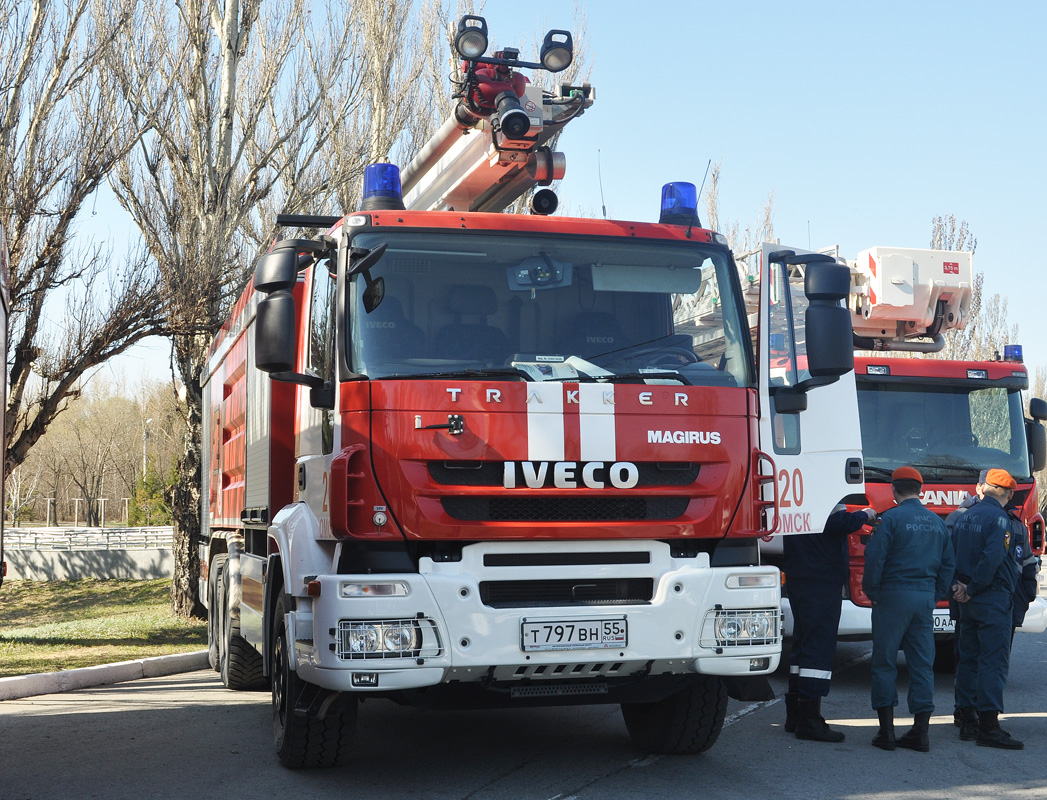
[863,466,895,479]
[598,371,691,385]
[382,368,532,381]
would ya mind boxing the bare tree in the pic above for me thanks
[5,462,39,525]
[0,0,164,477]
[106,0,443,616]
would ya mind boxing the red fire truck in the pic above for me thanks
[200,15,862,767]
[839,354,1046,668]
[763,246,1047,669]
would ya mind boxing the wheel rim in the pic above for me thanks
[272,629,288,726]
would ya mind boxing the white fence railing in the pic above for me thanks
[4,526,174,551]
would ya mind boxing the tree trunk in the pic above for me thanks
[170,338,206,619]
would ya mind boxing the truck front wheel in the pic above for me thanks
[271,594,357,768]
[621,676,728,754]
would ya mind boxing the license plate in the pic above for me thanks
[521,617,627,652]
[933,612,956,633]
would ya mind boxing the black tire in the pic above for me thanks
[206,554,226,672]
[933,633,957,674]
[621,676,728,754]
[271,594,357,768]
[220,557,266,691]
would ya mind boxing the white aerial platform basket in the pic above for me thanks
[849,246,972,343]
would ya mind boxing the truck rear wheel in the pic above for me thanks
[206,554,226,671]
[218,555,266,690]
[621,676,728,754]
[271,594,357,768]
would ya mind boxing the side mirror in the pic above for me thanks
[255,291,297,373]
[254,248,300,294]
[1029,420,1046,473]
[255,238,331,294]
[804,262,853,378]
[1029,397,1047,422]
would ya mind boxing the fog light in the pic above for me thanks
[749,657,770,671]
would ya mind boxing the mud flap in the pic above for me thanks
[722,675,775,702]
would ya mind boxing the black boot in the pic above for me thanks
[795,696,845,743]
[955,707,978,741]
[976,711,1024,750]
[872,706,896,751]
[896,711,931,752]
[784,692,799,733]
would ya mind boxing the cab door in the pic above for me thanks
[757,244,864,536]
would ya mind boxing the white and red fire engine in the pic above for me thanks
[758,246,1047,669]
[200,15,862,767]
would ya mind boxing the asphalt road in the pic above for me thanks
[2,635,1045,800]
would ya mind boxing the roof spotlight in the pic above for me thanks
[540,30,573,72]
[455,15,488,60]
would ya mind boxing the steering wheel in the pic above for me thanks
[643,347,700,367]
[931,431,978,449]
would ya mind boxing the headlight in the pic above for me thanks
[348,624,380,653]
[715,615,744,641]
[341,620,422,658]
[708,609,778,646]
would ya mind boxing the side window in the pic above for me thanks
[766,261,811,388]
[766,259,806,454]
[308,263,336,454]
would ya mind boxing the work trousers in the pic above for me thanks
[955,589,1013,712]
[870,588,936,714]
[788,578,843,699]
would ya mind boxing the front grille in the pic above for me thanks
[442,496,689,521]
[429,461,700,487]
[479,578,654,608]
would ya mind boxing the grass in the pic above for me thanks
[0,579,207,678]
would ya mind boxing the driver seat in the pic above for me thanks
[560,311,627,359]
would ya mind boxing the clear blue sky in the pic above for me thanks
[108,1,1047,384]
[483,0,1047,377]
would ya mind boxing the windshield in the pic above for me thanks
[346,231,753,387]
[856,381,1031,481]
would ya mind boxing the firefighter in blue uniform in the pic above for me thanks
[783,503,876,742]
[952,468,1025,749]
[863,466,955,753]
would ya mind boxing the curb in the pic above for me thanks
[0,650,210,701]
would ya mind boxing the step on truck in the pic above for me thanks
[200,15,862,767]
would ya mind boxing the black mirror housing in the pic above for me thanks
[255,291,297,373]
[254,248,300,294]
[1029,397,1047,422]
[1029,421,1047,472]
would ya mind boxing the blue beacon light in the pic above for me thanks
[1003,344,1023,362]
[362,163,406,211]
[659,182,701,227]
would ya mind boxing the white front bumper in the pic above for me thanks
[291,540,782,692]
